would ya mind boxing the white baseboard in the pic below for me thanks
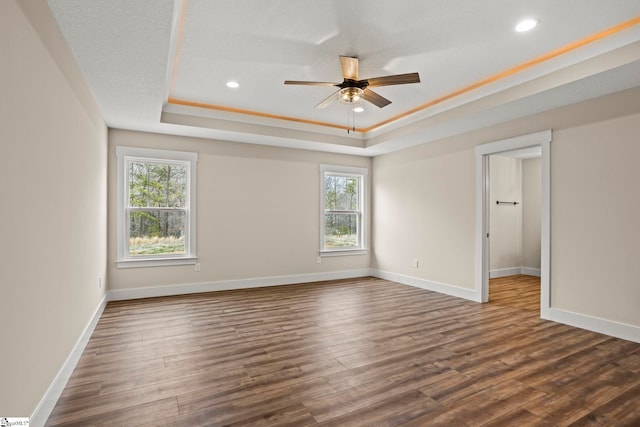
[548,308,640,344]
[31,295,108,427]
[489,267,521,278]
[372,270,481,302]
[520,267,541,277]
[490,267,541,278]
[108,269,373,301]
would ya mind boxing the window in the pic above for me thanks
[116,147,197,268]
[320,165,368,255]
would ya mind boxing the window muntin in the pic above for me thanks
[116,147,197,267]
[320,165,367,253]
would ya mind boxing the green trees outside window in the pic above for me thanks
[324,174,360,248]
[127,161,188,256]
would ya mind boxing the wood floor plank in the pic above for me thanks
[176,375,336,417]
[315,389,439,427]
[615,350,640,373]
[568,384,640,426]
[479,407,554,427]
[303,364,443,422]
[97,361,248,397]
[225,404,319,427]
[45,275,640,426]
[46,396,179,427]
[176,377,336,425]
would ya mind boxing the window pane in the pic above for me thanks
[324,212,358,248]
[325,175,359,211]
[129,161,187,208]
[128,210,186,256]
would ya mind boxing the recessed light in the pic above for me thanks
[226,81,240,88]
[353,107,364,113]
[515,18,538,32]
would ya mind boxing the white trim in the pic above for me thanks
[115,146,198,267]
[320,249,368,257]
[319,164,368,176]
[31,295,108,427]
[372,270,481,302]
[489,267,522,278]
[116,146,197,162]
[521,267,541,277]
[475,130,551,156]
[319,164,369,254]
[475,149,490,302]
[116,256,197,269]
[540,138,551,319]
[107,269,373,301]
[489,267,541,278]
[475,130,551,317]
[548,308,640,344]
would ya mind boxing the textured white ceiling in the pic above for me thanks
[47,0,640,155]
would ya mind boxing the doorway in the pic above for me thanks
[488,149,541,308]
[475,130,551,319]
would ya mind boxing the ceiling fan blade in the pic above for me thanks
[284,80,339,86]
[363,89,392,108]
[315,90,339,109]
[365,72,421,87]
[340,56,359,80]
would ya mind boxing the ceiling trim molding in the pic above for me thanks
[167,97,363,132]
[167,0,188,97]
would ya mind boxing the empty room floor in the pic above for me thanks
[46,276,640,426]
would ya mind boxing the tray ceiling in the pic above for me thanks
[48,0,640,155]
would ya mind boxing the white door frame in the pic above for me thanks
[475,130,552,319]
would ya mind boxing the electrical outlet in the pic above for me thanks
[316,256,322,264]
[195,263,201,272]
[412,259,419,268]
[98,277,103,289]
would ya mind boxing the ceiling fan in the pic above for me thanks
[284,55,420,109]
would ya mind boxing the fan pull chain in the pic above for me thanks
[347,110,356,134]
[347,110,351,134]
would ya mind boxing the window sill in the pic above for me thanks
[320,249,368,257]
[116,257,198,269]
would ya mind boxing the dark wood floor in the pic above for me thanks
[46,276,640,426]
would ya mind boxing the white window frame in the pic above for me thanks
[320,164,368,257]
[116,146,198,268]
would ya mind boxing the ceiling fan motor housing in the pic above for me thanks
[339,79,370,90]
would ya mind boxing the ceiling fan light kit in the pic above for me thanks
[338,87,365,105]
